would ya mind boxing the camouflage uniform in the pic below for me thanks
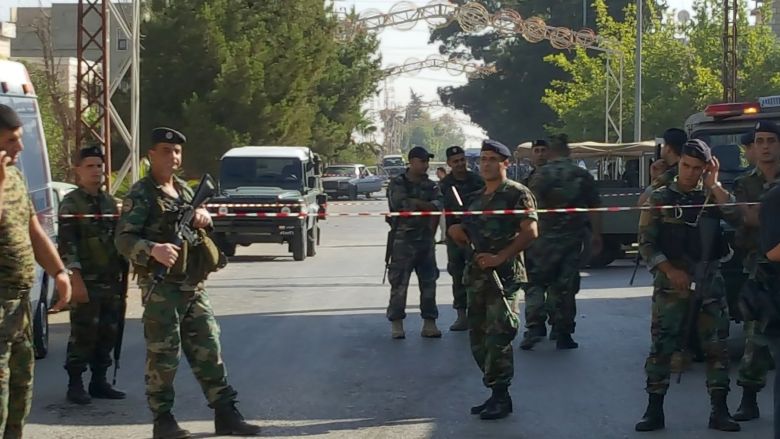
[58,188,126,377]
[439,171,484,311]
[460,180,537,388]
[115,175,237,415]
[733,168,779,392]
[0,167,35,438]
[639,181,740,395]
[525,158,600,335]
[386,173,442,321]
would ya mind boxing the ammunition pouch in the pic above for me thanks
[185,230,227,284]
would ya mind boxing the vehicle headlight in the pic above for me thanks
[218,206,228,215]
[281,206,291,214]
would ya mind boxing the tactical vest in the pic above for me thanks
[657,189,727,263]
[68,190,124,282]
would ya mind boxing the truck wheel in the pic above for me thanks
[307,221,318,257]
[33,294,49,360]
[349,186,358,201]
[292,227,307,261]
[222,243,237,257]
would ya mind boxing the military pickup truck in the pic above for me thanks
[207,146,327,261]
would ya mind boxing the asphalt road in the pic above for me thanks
[25,195,775,438]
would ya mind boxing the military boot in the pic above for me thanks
[421,319,442,338]
[391,320,405,339]
[479,386,513,420]
[519,326,547,351]
[635,393,665,431]
[89,368,126,399]
[449,309,468,331]
[708,390,741,432]
[733,388,760,421]
[153,412,191,439]
[470,395,492,415]
[66,368,91,405]
[214,402,262,436]
[556,333,579,350]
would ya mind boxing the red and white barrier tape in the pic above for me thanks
[57,201,759,219]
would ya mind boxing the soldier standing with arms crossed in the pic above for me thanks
[635,139,741,432]
[0,104,72,438]
[732,121,780,422]
[439,146,484,331]
[59,146,127,405]
[448,140,538,420]
[115,128,260,439]
[520,134,602,350]
[385,146,443,339]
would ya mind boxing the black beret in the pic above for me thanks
[754,120,780,137]
[151,127,187,145]
[741,132,755,146]
[78,145,104,161]
[446,145,465,158]
[408,146,434,161]
[0,104,22,131]
[663,128,688,148]
[531,139,548,147]
[682,139,712,163]
[481,139,511,159]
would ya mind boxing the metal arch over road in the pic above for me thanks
[339,1,625,143]
[382,55,496,79]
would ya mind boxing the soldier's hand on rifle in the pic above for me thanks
[476,253,505,269]
[665,267,691,294]
[448,224,469,247]
[69,270,90,304]
[151,243,181,268]
[192,208,212,229]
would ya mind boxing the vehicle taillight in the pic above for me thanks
[704,102,760,117]
[22,83,33,95]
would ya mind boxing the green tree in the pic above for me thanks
[140,1,381,175]
[431,0,635,145]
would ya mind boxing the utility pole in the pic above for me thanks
[634,0,642,142]
[723,0,738,102]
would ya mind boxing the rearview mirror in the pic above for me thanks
[307,176,317,189]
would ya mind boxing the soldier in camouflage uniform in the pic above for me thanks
[115,128,259,439]
[638,128,688,207]
[0,105,71,438]
[732,121,780,422]
[520,134,602,351]
[386,146,443,339]
[520,139,548,187]
[59,146,127,405]
[635,139,742,433]
[449,140,538,420]
[439,146,484,331]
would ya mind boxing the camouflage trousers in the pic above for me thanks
[524,236,582,334]
[644,288,730,395]
[387,239,439,321]
[445,240,467,310]
[0,298,34,439]
[65,285,124,373]
[737,320,774,391]
[466,271,520,388]
[142,284,237,415]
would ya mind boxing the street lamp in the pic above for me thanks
[634,0,642,142]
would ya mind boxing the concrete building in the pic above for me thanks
[755,1,780,37]
[0,21,15,59]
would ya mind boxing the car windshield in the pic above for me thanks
[693,131,751,171]
[219,157,303,190]
[324,166,356,177]
[382,157,404,167]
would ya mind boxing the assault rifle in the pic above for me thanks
[143,174,218,303]
[450,187,512,312]
[677,214,721,383]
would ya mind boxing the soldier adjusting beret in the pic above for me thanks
[682,139,712,163]
[151,127,187,145]
[408,146,434,161]
[481,139,511,159]
[754,120,780,137]
[0,104,22,131]
[78,145,104,161]
[446,146,465,158]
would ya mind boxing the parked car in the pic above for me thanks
[322,164,383,200]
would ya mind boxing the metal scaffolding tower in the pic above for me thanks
[723,0,738,102]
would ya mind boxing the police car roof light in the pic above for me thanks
[704,102,760,117]
[759,95,780,109]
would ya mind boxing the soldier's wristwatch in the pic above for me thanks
[55,268,73,278]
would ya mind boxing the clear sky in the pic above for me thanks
[3,0,699,144]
